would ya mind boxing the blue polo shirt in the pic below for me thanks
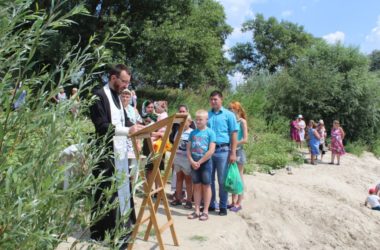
[208,107,238,144]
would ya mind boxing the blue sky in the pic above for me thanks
[218,0,380,85]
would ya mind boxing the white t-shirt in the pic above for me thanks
[176,128,193,156]
[367,195,380,208]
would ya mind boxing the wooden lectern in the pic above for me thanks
[128,113,188,250]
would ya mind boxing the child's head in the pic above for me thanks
[154,100,168,114]
[195,109,208,129]
[229,101,246,120]
[369,188,376,195]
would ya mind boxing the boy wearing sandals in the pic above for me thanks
[171,115,194,209]
[187,110,216,221]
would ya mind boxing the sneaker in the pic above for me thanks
[230,206,242,212]
[227,204,234,209]
[219,208,227,216]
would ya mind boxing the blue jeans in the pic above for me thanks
[210,146,229,209]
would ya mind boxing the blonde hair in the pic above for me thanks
[309,120,317,129]
[122,89,132,96]
[195,109,208,118]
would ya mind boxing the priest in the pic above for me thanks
[89,64,143,242]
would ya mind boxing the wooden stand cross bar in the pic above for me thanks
[128,113,188,250]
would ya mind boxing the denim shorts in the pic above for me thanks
[236,147,246,165]
[191,159,212,185]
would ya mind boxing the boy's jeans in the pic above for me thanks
[210,145,229,210]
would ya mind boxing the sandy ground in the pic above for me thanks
[58,151,380,250]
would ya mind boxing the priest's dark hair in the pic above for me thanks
[108,64,131,80]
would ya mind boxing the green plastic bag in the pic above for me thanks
[224,162,243,194]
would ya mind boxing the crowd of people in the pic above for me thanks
[87,64,249,246]
[84,64,378,247]
[122,90,249,220]
[290,115,346,165]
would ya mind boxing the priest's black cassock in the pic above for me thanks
[89,84,136,241]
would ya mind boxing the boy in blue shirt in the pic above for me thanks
[187,110,216,221]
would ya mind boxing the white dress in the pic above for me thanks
[298,120,306,141]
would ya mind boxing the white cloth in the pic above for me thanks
[104,84,131,216]
[57,92,67,102]
[59,143,84,190]
[124,105,142,159]
[298,120,306,141]
[367,195,380,208]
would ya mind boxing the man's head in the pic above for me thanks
[195,109,208,129]
[109,64,131,94]
[209,90,223,111]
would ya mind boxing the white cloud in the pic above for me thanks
[323,31,345,44]
[281,10,293,18]
[361,15,380,53]
[229,71,246,90]
[218,0,265,27]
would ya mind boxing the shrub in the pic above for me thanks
[0,2,136,248]
[371,139,380,157]
[345,141,367,157]
[249,133,298,171]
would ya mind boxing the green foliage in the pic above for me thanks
[345,141,367,157]
[370,139,380,157]
[265,41,380,144]
[127,0,232,89]
[368,49,380,71]
[32,0,232,89]
[136,86,211,115]
[231,14,315,74]
[249,133,297,170]
[0,2,137,248]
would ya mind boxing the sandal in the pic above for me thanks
[199,213,209,221]
[184,201,192,209]
[170,199,182,206]
[187,212,200,220]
